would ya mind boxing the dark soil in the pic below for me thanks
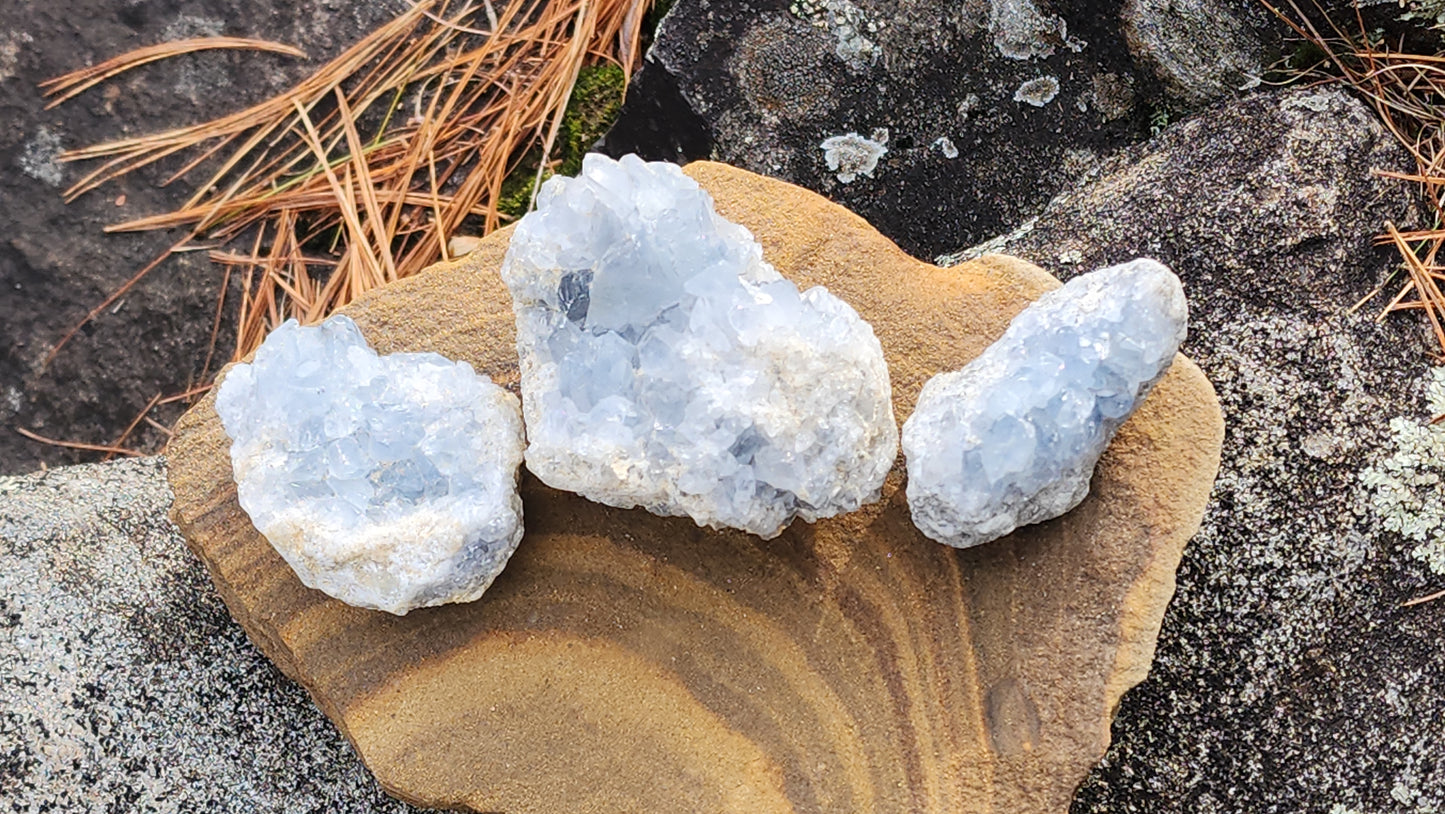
[0,0,400,475]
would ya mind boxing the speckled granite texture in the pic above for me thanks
[0,457,420,813]
[968,86,1445,814]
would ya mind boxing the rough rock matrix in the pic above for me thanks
[500,153,897,539]
[215,316,524,615]
[903,259,1186,548]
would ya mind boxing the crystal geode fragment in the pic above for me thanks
[903,259,1188,548]
[501,154,898,539]
[215,316,525,615]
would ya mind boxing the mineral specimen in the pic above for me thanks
[215,315,525,615]
[501,153,898,539]
[903,258,1187,548]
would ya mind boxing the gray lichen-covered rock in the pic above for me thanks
[1121,0,1272,105]
[945,87,1445,813]
[215,315,525,615]
[599,0,1280,259]
[904,259,1186,548]
[501,154,897,539]
[0,458,419,813]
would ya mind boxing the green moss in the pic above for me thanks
[1286,39,1330,73]
[494,164,542,222]
[558,63,627,176]
[494,63,628,221]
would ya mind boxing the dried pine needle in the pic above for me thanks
[1266,0,1445,358]
[40,37,307,109]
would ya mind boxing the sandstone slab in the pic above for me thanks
[166,162,1223,813]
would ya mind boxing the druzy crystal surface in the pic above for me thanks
[903,259,1187,548]
[501,153,897,539]
[215,316,525,615]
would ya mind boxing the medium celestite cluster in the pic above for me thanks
[501,153,898,539]
[903,259,1187,548]
[215,316,525,615]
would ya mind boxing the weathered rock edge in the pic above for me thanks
[166,162,1223,814]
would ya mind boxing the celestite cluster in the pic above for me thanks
[215,316,525,615]
[501,153,898,539]
[903,259,1187,548]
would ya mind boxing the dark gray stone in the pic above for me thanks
[0,457,425,812]
[947,86,1445,813]
[1121,0,1272,105]
[600,0,1281,260]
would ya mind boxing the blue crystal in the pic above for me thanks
[215,315,525,614]
[500,154,898,539]
[903,259,1188,548]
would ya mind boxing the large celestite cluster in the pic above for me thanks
[500,153,898,539]
[215,316,525,615]
[902,259,1187,548]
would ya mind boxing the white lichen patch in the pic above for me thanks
[21,127,65,188]
[1014,76,1061,107]
[1385,744,1444,813]
[934,136,959,159]
[162,14,225,39]
[0,31,33,82]
[162,15,232,100]
[821,131,887,182]
[988,0,1068,60]
[1357,366,1445,574]
[788,0,881,71]
[2,387,22,421]
[958,93,982,122]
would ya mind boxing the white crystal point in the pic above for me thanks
[214,315,525,615]
[903,258,1188,549]
[500,153,898,539]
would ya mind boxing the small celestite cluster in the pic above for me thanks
[501,154,898,539]
[902,259,1187,548]
[215,316,525,615]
